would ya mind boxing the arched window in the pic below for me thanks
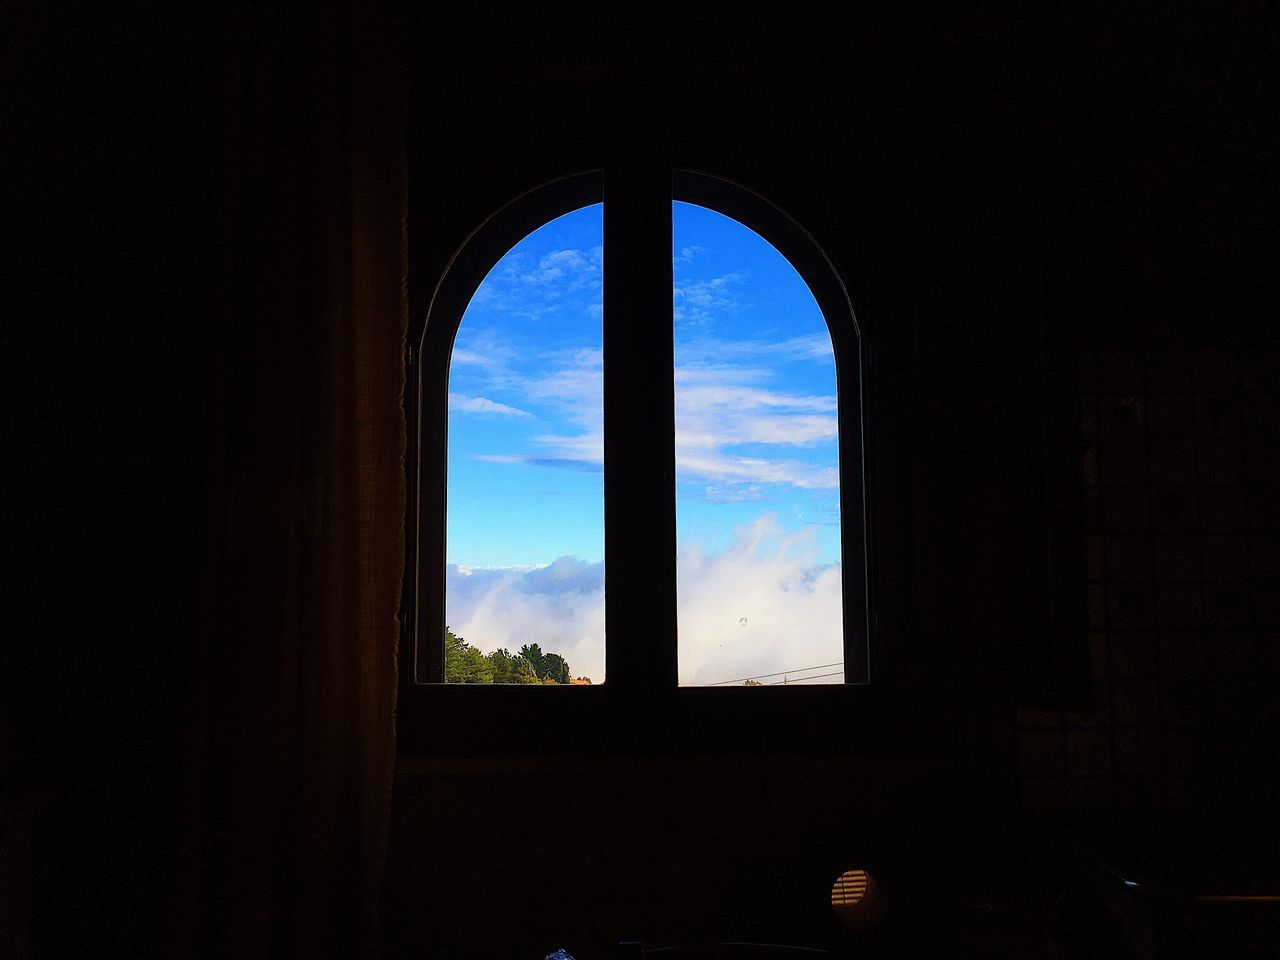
[446,204,605,685]
[405,170,867,747]
[674,201,845,686]
[409,173,603,687]
[674,171,868,688]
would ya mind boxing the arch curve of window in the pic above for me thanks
[409,169,868,688]
[673,170,869,686]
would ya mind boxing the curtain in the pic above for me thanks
[182,3,406,955]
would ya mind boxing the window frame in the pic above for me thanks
[400,168,882,757]
[673,169,871,687]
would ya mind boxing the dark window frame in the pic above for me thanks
[400,168,883,757]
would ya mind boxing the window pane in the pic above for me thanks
[446,204,604,685]
[673,201,843,686]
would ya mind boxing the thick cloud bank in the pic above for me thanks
[446,557,606,681]
[676,515,843,685]
[445,514,842,685]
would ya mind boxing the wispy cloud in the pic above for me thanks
[677,452,838,489]
[701,484,766,503]
[511,246,603,289]
[678,332,835,364]
[466,347,605,470]
[451,219,839,498]
[673,361,839,489]
[520,346,604,465]
[673,271,746,325]
[450,326,519,373]
[456,335,839,491]
[473,245,604,320]
[448,393,532,417]
[523,347,603,405]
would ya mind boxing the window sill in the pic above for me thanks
[395,683,951,758]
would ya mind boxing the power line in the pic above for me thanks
[766,670,844,685]
[705,661,843,686]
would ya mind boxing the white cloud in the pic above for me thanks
[678,381,836,415]
[673,364,840,488]
[453,562,546,575]
[449,326,518,372]
[677,515,843,685]
[524,347,603,405]
[454,267,841,498]
[443,515,843,686]
[673,271,746,325]
[451,342,605,472]
[701,484,766,504]
[448,393,532,417]
[446,557,606,682]
[496,245,604,306]
[457,339,839,489]
[677,452,839,489]
[494,347,605,468]
[529,431,604,467]
[678,332,835,364]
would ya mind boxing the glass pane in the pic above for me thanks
[446,204,604,684]
[674,201,843,686]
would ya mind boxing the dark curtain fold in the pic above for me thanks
[183,4,406,955]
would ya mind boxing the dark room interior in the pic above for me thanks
[6,2,1277,958]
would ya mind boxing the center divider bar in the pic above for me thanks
[603,92,678,697]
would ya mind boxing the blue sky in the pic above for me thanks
[446,202,843,684]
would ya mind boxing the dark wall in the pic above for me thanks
[384,5,1277,956]
[6,2,221,954]
[8,2,1275,957]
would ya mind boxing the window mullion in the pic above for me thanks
[602,145,677,695]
